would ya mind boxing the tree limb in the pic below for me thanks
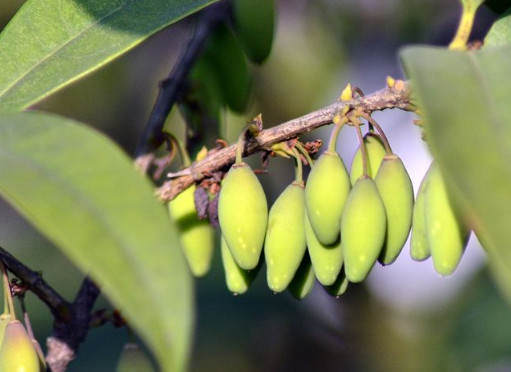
[156,81,413,202]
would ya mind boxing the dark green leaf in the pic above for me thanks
[0,112,193,372]
[400,45,511,302]
[0,0,219,113]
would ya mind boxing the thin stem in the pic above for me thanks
[359,112,393,154]
[295,142,314,168]
[1,259,16,319]
[235,124,258,164]
[353,117,368,178]
[328,119,346,153]
[291,148,303,183]
[168,133,192,167]
[449,3,478,50]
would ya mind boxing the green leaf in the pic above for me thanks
[0,0,219,113]
[400,45,511,302]
[0,112,193,372]
[485,8,511,46]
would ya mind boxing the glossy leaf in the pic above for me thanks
[485,8,511,46]
[0,112,193,372]
[0,0,219,112]
[401,45,511,301]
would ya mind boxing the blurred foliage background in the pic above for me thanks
[1,0,511,371]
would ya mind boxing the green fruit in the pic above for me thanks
[116,343,155,372]
[324,268,349,298]
[0,320,40,372]
[218,162,268,270]
[305,151,351,245]
[349,132,386,184]
[168,185,214,277]
[425,164,469,276]
[305,210,343,286]
[410,164,434,261]
[288,252,315,300]
[265,181,307,293]
[221,234,260,295]
[375,154,414,265]
[341,177,387,283]
[232,0,275,64]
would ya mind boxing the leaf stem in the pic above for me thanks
[1,259,16,319]
[291,148,303,183]
[449,2,479,50]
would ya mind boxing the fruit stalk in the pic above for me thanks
[359,112,393,155]
[1,259,15,319]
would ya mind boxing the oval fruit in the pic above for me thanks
[375,154,414,265]
[288,252,315,300]
[232,0,275,64]
[0,320,40,372]
[265,181,307,293]
[305,151,351,245]
[349,132,386,184]
[218,162,268,270]
[221,235,260,295]
[410,163,434,261]
[305,210,343,286]
[116,343,155,372]
[324,268,349,298]
[425,163,470,276]
[168,184,214,277]
[341,177,386,282]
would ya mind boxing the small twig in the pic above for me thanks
[0,246,69,320]
[157,82,413,202]
[134,1,230,161]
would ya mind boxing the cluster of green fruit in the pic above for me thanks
[168,118,471,298]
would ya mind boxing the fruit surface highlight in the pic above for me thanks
[168,184,214,277]
[221,235,260,295]
[218,162,268,270]
[0,320,40,372]
[341,177,387,282]
[375,154,414,265]
[305,151,351,245]
[265,182,307,293]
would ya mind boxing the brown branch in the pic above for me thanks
[157,81,413,202]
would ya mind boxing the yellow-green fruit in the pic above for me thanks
[233,0,275,64]
[0,313,11,347]
[0,320,40,372]
[219,162,268,270]
[116,343,155,372]
[168,185,214,277]
[341,177,387,283]
[375,154,414,265]
[265,182,307,293]
[410,164,434,261]
[324,268,349,298]
[305,151,351,245]
[288,252,315,300]
[305,211,343,286]
[221,235,260,295]
[425,164,469,276]
[349,132,386,184]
